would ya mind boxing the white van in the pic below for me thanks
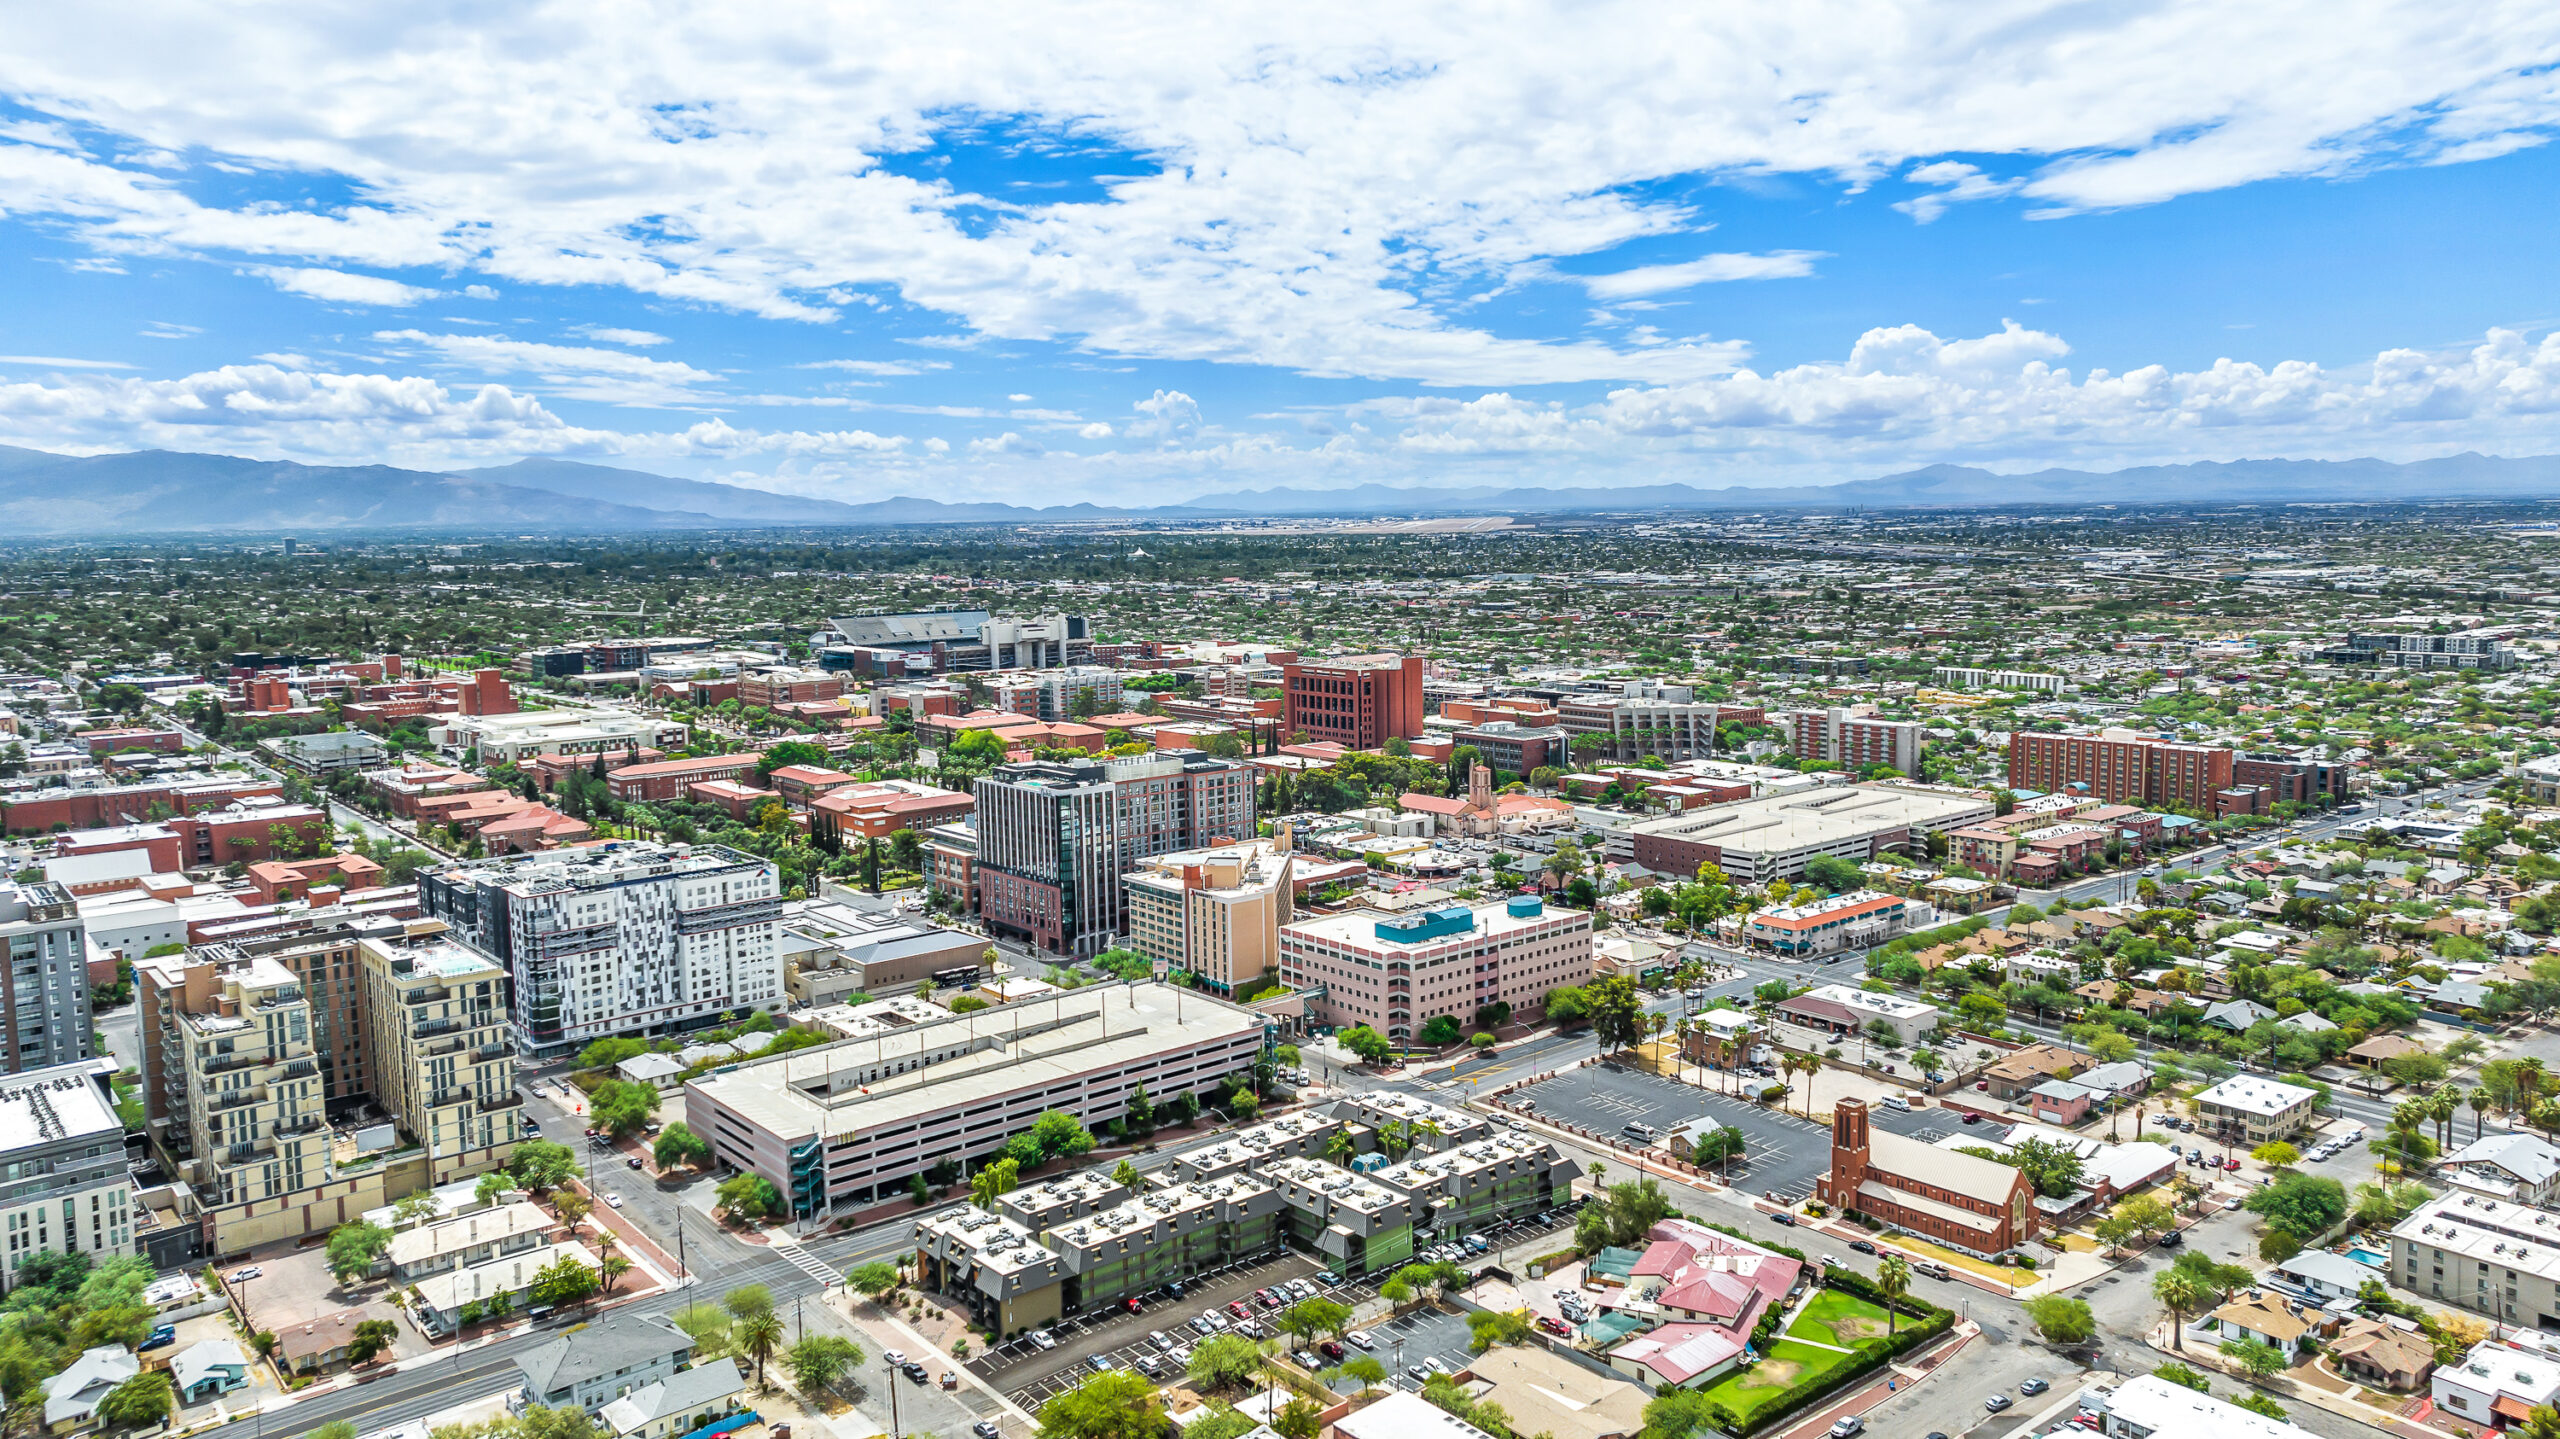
[1881,1095,1912,1112]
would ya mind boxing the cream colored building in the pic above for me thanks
[1121,839,1293,997]
[360,930,517,1187]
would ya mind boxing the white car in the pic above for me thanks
[1028,1332,1057,1351]
[229,1266,262,1282]
[604,1193,624,1208]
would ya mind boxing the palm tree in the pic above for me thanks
[2154,1271,2205,1352]
[2473,1086,2493,1142]
[599,1255,633,1294]
[1875,1255,1910,1337]
[1325,1131,1357,1168]
[2432,1088,2462,1151]
[1792,1054,1818,1118]
[737,1312,786,1390]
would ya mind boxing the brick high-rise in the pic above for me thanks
[1282,655,1425,750]
[2007,728,2237,813]
[1782,708,1922,776]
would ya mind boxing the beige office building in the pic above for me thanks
[1122,840,1294,997]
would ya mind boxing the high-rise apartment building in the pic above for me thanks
[1781,708,1922,776]
[2006,728,2239,814]
[1555,686,1729,763]
[359,930,517,1187]
[1121,840,1294,996]
[0,881,96,1074]
[974,754,1256,955]
[0,1058,139,1286]
[135,919,522,1254]
[990,666,1124,722]
[1281,655,1426,750]
[420,843,783,1056]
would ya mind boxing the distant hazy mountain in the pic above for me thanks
[2,444,2559,535]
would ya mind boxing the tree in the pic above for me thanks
[1544,986,1592,1029]
[1585,975,1647,1052]
[532,1254,600,1309]
[653,1122,711,1170]
[1803,854,1864,895]
[1331,1355,1388,1396]
[715,1173,783,1222]
[2154,1271,2205,1352]
[757,740,831,776]
[2245,1172,2348,1240]
[1283,1297,1352,1343]
[1125,1084,1156,1137]
[2221,1337,2287,1382]
[96,1373,172,1432]
[1188,1334,1263,1388]
[2251,1141,2301,1169]
[736,1311,787,1390]
[509,1139,579,1194]
[724,1284,776,1322]
[1419,1015,1464,1047]
[2024,1295,2096,1345]
[475,1171,516,1207]
[347,1317,401,1364]
[1869,1254,1911,1338]
[2005,1136,2087,1199]
[972,1157,1022,1210]
[592,1079,662,1137]
[1274,1398,1323,1439]
[554,1190,593,1236]
[849,1261,901,1299]
[325,1220,393,1283]
[1037,1371,1165,1439]
[599,1255,634,1294]
[788,1334,864,1393]
[1339,1025,1395,1064]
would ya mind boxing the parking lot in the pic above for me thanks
[1366,1304,1478,1389]
[1510,1065,1833,1203]
[990,1251,1329,1409]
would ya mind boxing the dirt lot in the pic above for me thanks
[232,1242,431,1366]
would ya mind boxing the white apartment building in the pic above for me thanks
[0,881,97,1073]
[1556,686,1728,763]
[1122,840,1295,997]
[1933,668,2068,693]
[0,1059,138,1286]
[1278,894,1593,1043]
[2391,1192,2560,1330]
[2194,1075,2319,1144]
[990,666,1124,722]
[420,843,783,1057]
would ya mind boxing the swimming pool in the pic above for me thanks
[2345,1245,2389,1269]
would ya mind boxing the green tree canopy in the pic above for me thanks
[324,1220,394,1283]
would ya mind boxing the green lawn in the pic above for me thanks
[1695,1339,1855,1422]
[1786,1290,1898,1347]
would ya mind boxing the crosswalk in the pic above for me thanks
[768,1236,841,1289]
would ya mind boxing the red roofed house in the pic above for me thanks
[476,806,593,854]
[1606,1217,1803,1389]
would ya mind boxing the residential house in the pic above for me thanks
[1463,1348,1651,1439]
[2203,999,2276,1032]
[597,1359,748,1439]
[1983,1043,2082,1101]
[2071,1061,2152,1100]
[2195,1076,2318,1143]
[2027,1080,2098,1127]
[41,1346,138,1432]
[273,1309,367,1375]
[2440,1134,2560,1205]
[2435,1339,2560,1432]
[2208,1290,2333,1354]
[2329,1318,2437,1393]
[514,1312,697,1414]
[169,1339,251,1403]
[2275,1250,2384,1305]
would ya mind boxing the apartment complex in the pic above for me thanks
[0,881,97,1075]
[1277,894,1593,1042]
[2007,728,2241,814]
[2233,751,2352,809]
[1781,707,1922,776]
[686,982,1265,1219]
[421,842,783,1056]
[2194,1075,2318,1143]
[1281,654,1426,750]
[135,920,521,1253]
[991,666,1124,722]
[1456,721,1568,777]
[1628,786,1991,883]
[1121,840,1294,996]
[1932,667,2067,693]
[2323,631,2518,671]
[2389,1192,2560,1331]
[972,754,1255,956]
[0,1059,139,1286]
[1743,893,1913,958]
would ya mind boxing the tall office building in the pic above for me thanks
[1122,840,1295,996]
[420,843,783,1056]
[0,881,96,1074]
[974,754,1256,955]
[0,1058,140,1285]
[1281,654,1426,750]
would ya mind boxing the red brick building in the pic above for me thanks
[1,776,281,835]
[80,728,185,756]
[167,801,331,866]
[53,823,187,871]
[1281,653,1426,749]
[808,781,975,844]
[1818,1098,2034,1257]
[2007,728,2241,814]
[603,753,763,802]
[740,669,847,709]
[245,853,385,902]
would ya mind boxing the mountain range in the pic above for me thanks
[2,445,2559,535]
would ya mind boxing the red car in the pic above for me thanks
[1227,1300,1253,1320]
[1536,1316,1571,1336]
[1319,1341,1346,1361]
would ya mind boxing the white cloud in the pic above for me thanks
[370,330,727,408]
[1079,421,1114,439]
[0,355,135,370]
[1128,388,1201,441]
[139,322,199,340]
[798,359,950,376]
[0,8,2549,386]
[573,326,670,347]
[250,266,440,306]
[1577,251,1828,299]
[462,284,500,300]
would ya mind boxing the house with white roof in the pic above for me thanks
[2097,1372,2313,1438]
[2195,1075,2318,1143]
[2274,1249,2383,1304]
[2441,1133,2560,1205]
[41,1346,139,1430]
[2435,1339,2560,1432]
[597,1358,747,1439]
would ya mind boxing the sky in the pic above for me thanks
[1,4,2559,507]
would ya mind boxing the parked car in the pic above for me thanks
[2158,1230,2183,1248]
[1348,1332,1376,1350]
[1985,1395,2012,1413]
[1537,1316,1571,1336]
[1830,1419,1865,1438]
[1848,1239,1876,1254]
[627,1155,644,1169]
[139,1325,176,1351]
[904,1362,932,1383]
[975,1423,1002,1439]
[1228,1300,1253,1319]
[1190,1316,1217,1336]
[1086,1356,1116,1375]
[1319,1341,1346,1361]
[1914,1262,1950,1280]
[1771,1211,1797,1227]
[2021,1378,2049,1396]
[1029,1331,1057,1350]
[941,1371,960,1389]
[1150,1331,1174,1350]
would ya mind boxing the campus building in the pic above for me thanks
[1780,708,1922,776]
[2006,729,2242,814]
[685,982,1265,1219]
[971,754,1255,956]
[1818,1098,2035,1257]
[1281,654,1427,750]
[1741,891,1912,957]
[1277,894,1594,1043]
[419,842,783,1056]
[1555,686,1732,763]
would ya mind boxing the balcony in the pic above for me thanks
[428,1086,476,1108]
[275,1115,324,1137]
[472,1043,511,1063]
[206,1087,268,1114]
[477,1090,525,1114]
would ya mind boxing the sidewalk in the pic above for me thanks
[827,1287,1041,1428]
[1773,1320,1982,1439]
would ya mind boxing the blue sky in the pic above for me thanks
[1,6,2558,506]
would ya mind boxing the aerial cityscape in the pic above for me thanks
[3,10,2560,1439]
